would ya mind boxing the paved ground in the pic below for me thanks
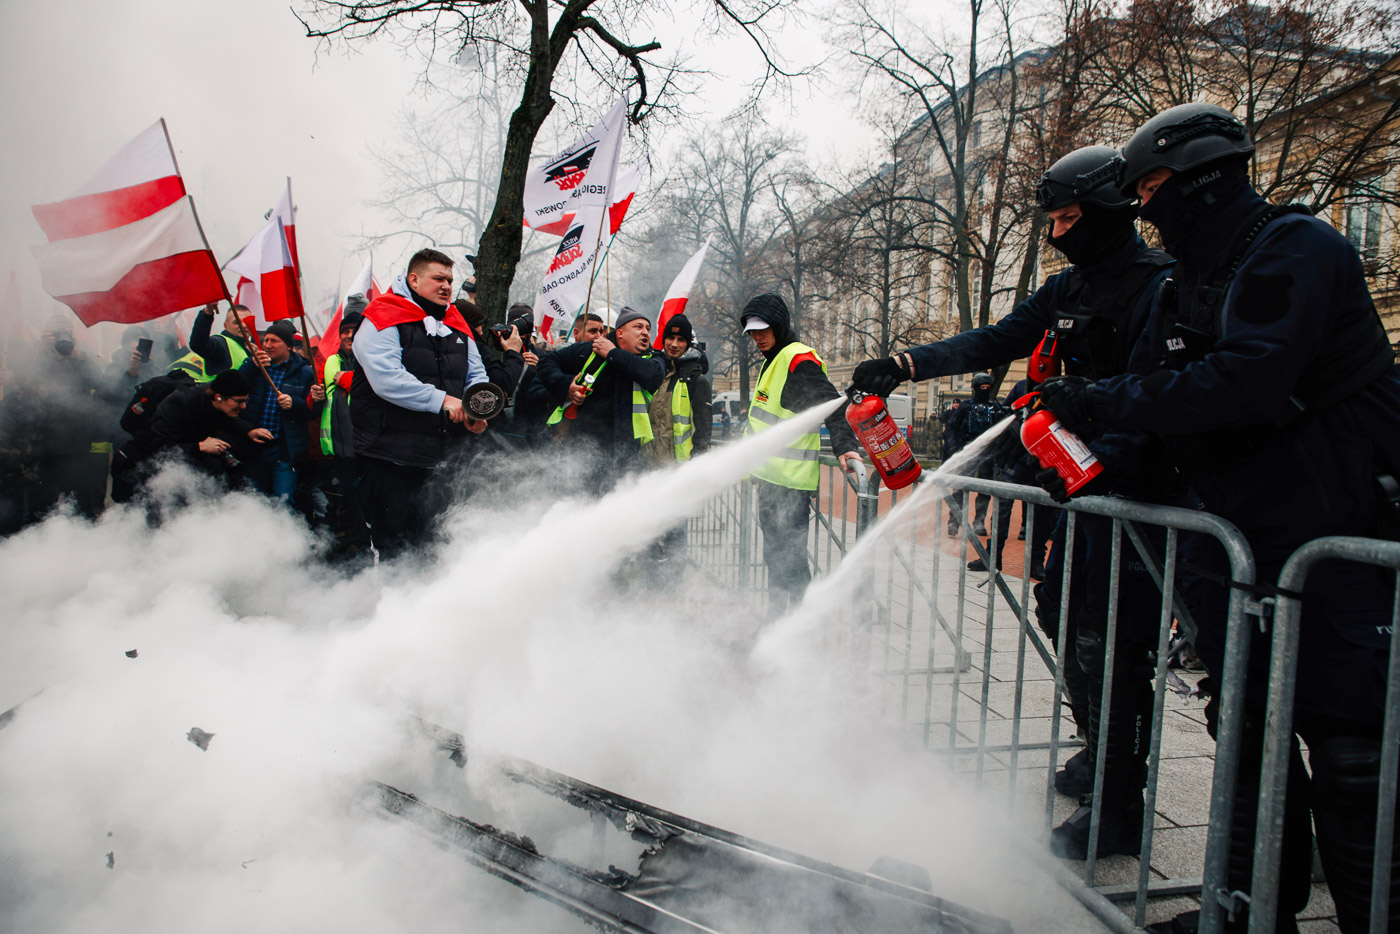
[688,477,1339,931]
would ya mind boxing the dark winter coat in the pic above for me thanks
[147,385,258,471]
[536,339,665,463]
[1098,184,1400,723]
[238,351,319,463]
[188,310,250,378]
[906,237,1175,497]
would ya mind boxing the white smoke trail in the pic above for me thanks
[752,416,1018,667]
[0,409,1098,933]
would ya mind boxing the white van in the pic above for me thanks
[712,390,746,439]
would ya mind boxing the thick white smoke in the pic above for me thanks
[0,408,1098,932]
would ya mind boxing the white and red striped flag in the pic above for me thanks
[607,159,647,235]
[273,178,299,275]
[653,236,711,348]
[318,255,380,359]
[29,119,227,326]
[224,217,304,323]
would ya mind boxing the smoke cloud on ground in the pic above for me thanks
[0,408,1095,932]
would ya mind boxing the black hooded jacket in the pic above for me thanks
[742,295,858,456]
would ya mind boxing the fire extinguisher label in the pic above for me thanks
[1048,421,1097,469]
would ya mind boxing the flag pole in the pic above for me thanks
[228,305,281,394]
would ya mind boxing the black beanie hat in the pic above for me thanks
[264,320,297,347]
[662,314,694,344]
[210,369,251,397]
[340,311,364,333]
[454,299,486,333]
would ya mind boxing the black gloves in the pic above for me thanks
[1037,375,1097,432]
[1035,466,1106,504]
[1035,467,1071,504]
[851,357,908,397]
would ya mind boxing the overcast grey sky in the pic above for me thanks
[0,0,925,336]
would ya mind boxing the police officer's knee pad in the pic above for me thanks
[1075,628,1104,676]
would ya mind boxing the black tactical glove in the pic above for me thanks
[850,357,909,397]
[1035,466,1107,505]
[1035,467,1071,505]
[1037,375,1097,432]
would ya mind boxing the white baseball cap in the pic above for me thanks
[743,317,770,332]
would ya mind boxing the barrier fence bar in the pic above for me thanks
[1247,537,1400,934]
[688,458,1263,932]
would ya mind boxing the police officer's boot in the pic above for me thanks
[1055,622,1096,798]
[1050,631,1152,860]
[1309,733,1400,933]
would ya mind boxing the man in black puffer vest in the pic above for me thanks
[352,248,487,560]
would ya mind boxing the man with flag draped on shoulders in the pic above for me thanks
[351,248,487,560]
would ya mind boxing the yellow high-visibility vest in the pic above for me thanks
[671,380,693,461]
[168,337,247,383]
[747,342,823,490]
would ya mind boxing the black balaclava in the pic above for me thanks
[1138,157,1251,253]
[1047,203,1138,267]
[972,379,992,402]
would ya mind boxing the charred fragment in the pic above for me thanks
[374,728,1014,934]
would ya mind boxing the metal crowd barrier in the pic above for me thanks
[686,458,1399,932]
[1245,536,1400,934]
[687,460,1262,932]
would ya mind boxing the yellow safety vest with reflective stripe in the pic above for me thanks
[747,342,823,490]
[545,353,655,443]
[168,337,248,383]
[671,381,694,461]
[320,353,342,456]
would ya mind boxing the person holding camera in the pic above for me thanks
[144,369,273,485]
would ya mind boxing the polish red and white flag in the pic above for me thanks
[318,255,381,359]
[607,158,648,235]
[523,94,629,236]
[224,216,304,323]
[653,236,711,348]
[273,177,299,275]
[30,119,227,326]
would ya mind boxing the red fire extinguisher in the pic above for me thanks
[846,392,922,490]
[1011,392,1102,495]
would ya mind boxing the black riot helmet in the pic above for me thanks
[1035,146,1132,212]
[1117,102,1254,199]
[971,371,993,401]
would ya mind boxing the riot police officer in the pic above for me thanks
[1039,102,1400,933]
[852,145,1183,859]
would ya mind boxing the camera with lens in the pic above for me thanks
[489,314,535,354]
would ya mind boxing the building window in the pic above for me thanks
[969,120,982,150]
[1345,176,1382,263]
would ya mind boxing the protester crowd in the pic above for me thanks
[0,248,738,567]
[4,100,1398,933]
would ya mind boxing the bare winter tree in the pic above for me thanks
[652,114,805,405]
[817,117,943,360]
[839,0,1041,348]
[297,0,802,324]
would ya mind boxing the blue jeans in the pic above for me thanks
[248,456,297,506]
